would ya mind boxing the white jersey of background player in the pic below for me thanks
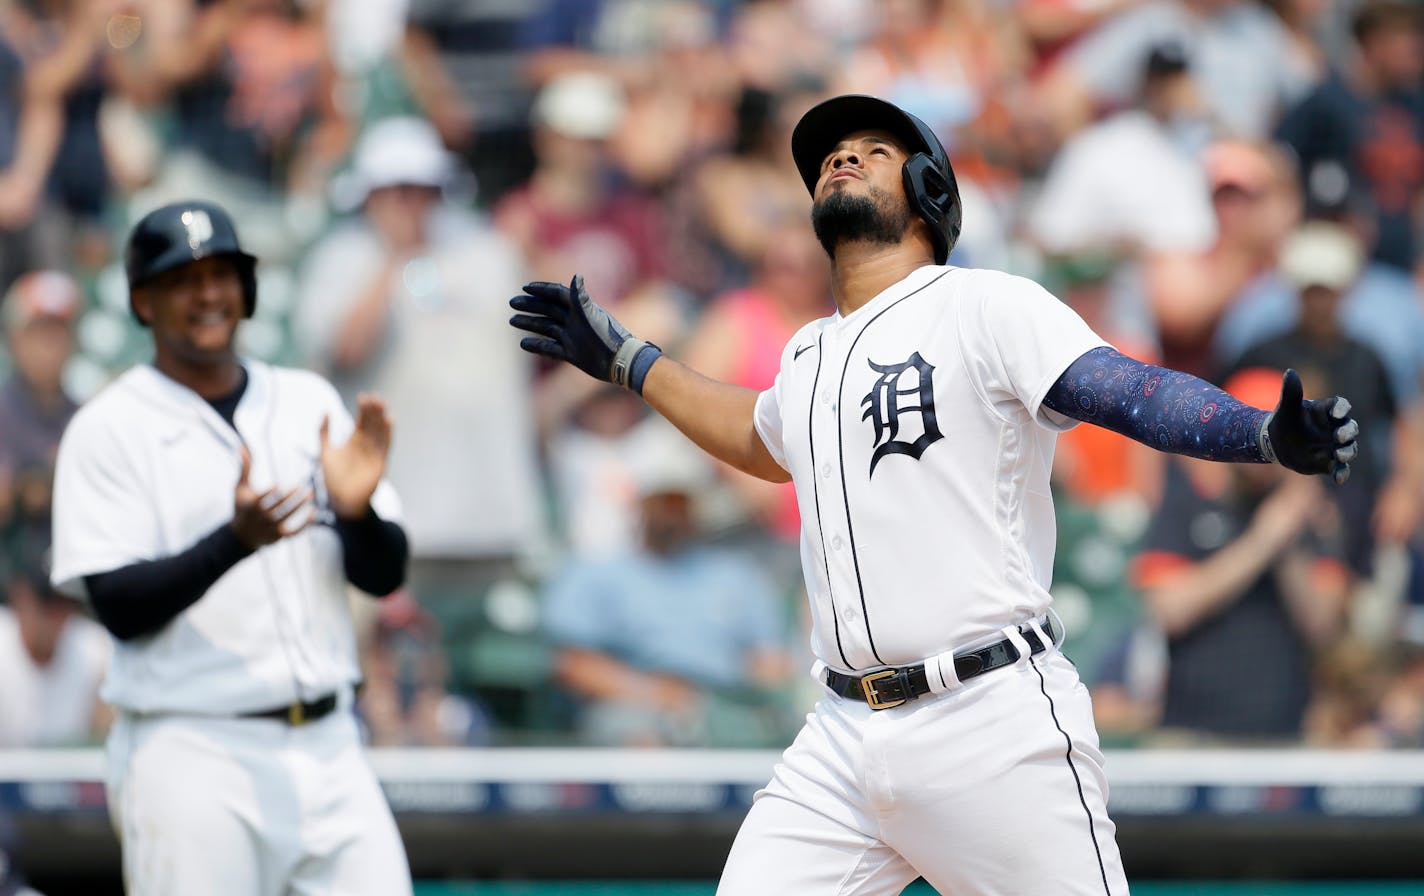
[51,201,412,896]
[511,95,1359,895]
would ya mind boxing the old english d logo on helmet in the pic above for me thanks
[791,95,963,265]
[181,209,215,252]
[124,200,259,325]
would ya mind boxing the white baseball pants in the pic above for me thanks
[105,709,411,896]
[717,649,1130,895]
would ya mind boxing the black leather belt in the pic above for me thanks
[242,692,340,726]
[824,618,1056,710]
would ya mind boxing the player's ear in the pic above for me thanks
[130,286,154,326]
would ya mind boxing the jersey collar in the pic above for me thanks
[832,264,952,328]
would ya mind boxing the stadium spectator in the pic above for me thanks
[543,385,670,558]
[1016,0,1144,79]
[542,424,793,747]
[607,1,741,192]
[1370,642,1424,747]
[1043,0,1315,140]
[0,271,81,566]
[8,0,150,272]
[683,87,813,291]
[122,0,344,259]
[0,8,66,291]
[1131,369,1353,744]
[295,117,545,602]
[1086,623,1167,746]
[1028,40,1217,257]
[0,549,110,749]
[681,218,830,545]
[1142,138,1300,378]
[322,0,436,131]
[832,0,1016,148]
[402,0,540,206]
[1274,0,1424,276]
[1217,168,1424,413]
[725,0,834,95]
[357,589,491,747]
[1262,0,1334,83]
[495,71,669,313]
[1229,222,1422,573]
[497,71,684,439]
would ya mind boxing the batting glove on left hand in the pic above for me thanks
[1261,369,1360,485]
[509,274,661,393]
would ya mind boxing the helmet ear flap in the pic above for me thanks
[901,153,961,265]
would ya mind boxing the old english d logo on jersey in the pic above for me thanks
[861,352,943,476]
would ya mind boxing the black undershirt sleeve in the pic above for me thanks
[335,508,408,597]
[85,509,408,641]
[85,525,254,641]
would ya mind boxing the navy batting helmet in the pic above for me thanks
[124,200,258,324]
[790,95,962,265]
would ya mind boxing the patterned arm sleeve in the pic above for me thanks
[1042,346,1273,463]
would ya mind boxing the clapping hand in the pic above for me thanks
[320,393,392,520]
[231,447,313,549]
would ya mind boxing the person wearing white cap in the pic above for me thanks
[1231,221,1423,567]
[295,117,547,606]
[494,71,670,314]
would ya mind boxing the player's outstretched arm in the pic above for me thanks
[1043,347,1359,484]
[510,275,790,483]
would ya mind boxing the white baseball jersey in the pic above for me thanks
[50,360,401,715]
[754,265,1107,672]
[0,607,110,747]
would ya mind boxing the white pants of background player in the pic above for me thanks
[105,708,411,896]
[718,644,1130,895]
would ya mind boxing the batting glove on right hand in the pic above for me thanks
[1262,369,1360,485]
[509,274,661,393]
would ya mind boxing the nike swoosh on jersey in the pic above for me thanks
[794,343,816,360]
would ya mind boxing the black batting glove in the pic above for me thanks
[1261,369,1360,485]
[509,274,661,392]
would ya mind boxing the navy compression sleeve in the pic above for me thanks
[85,525,254,641]
[85,511,407,640]
[335,509,408,597]
[1042,346,1272,462]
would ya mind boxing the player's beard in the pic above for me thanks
[811,186,915,259]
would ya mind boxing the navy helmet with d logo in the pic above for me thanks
[124,200,258,325]
[790,95,962,265]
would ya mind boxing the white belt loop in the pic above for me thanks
[1000,624,1032,668]
[1026,619,1052,661]
[925,648,963,694]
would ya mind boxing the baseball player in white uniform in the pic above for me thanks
[510,95,1360,894]
[50,200,412,895]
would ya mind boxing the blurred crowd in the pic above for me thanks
[2,0,1424,752]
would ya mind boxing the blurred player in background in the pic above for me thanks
[50,199,412,896]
